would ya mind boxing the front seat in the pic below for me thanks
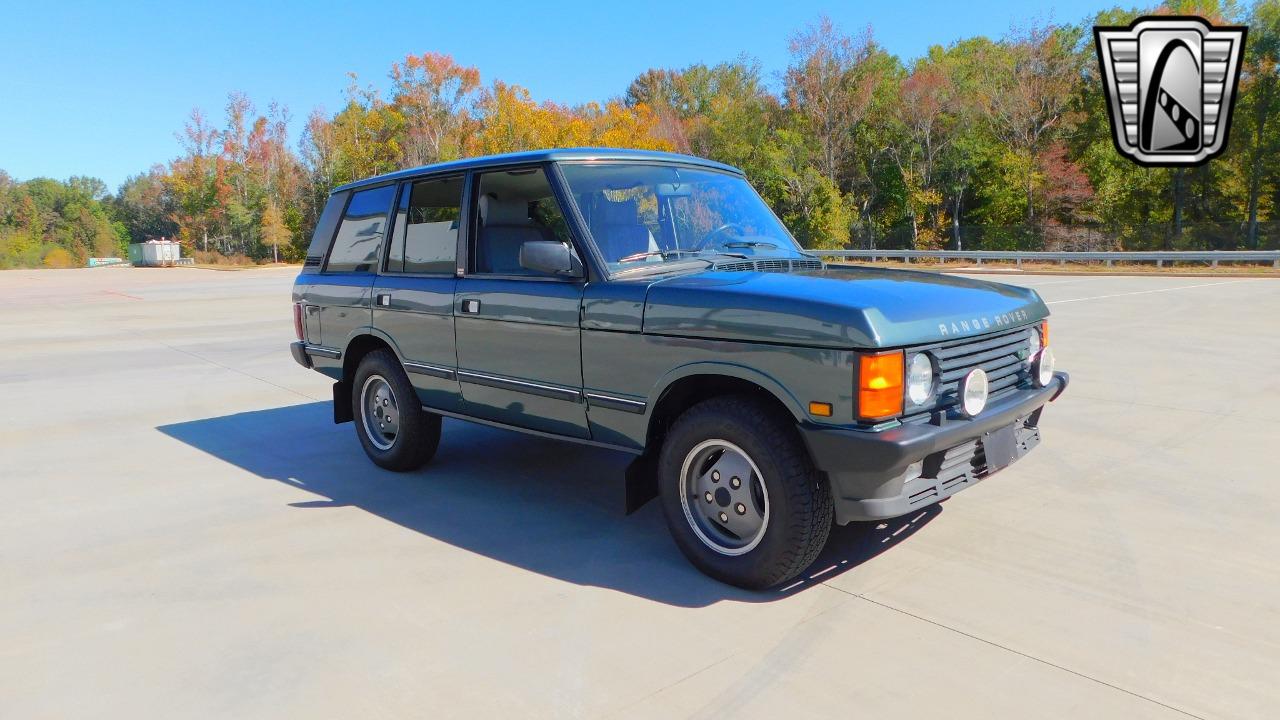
[476,194,551,274]
[592,198,655,262]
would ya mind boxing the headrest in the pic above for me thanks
[599,198,638,226]
[480,193,531,226]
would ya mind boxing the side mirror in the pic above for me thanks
[519,241,583,277]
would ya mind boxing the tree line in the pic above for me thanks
[3,1,1278,269]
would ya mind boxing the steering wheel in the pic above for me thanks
[693,222,746,252]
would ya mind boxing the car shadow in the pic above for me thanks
[157,402,940,607]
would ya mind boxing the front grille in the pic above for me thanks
[902,325,1035,424]
[712,258,824,273]
[304,255,323,268]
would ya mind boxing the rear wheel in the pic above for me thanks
[658,395,832,589]
[351,349,440,471]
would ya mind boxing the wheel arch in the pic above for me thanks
[341,327,403,380]
[332,329,402,424]
[643,363,803,450]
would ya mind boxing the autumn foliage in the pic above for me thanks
[5,3,1280,269]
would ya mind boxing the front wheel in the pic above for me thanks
[352,349,441,471]
[658,395,832,589]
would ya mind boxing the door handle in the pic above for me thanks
[376,293,391,307]
[460,299,481,314]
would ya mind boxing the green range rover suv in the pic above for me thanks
[290,148,1068,589]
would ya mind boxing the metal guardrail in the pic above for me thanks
[817,249,1280,268]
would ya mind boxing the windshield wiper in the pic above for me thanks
[617,250,682,263]
[617,248,729,264]
[723,240,778,250]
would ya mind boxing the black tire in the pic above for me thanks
[658,395,833,590]
[351,349,441,471]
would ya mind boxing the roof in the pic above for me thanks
[330,147,744,193]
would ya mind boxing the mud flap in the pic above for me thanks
[624,452,659,514]
[333,380,353,424]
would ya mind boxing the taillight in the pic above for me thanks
[858,351,904,420]
[293,302,305,341]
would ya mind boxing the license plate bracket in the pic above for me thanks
[982,424,1018,471]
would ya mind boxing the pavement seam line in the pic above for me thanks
[141,333,323,402]
[1046,280,1247,305]
[824,585,1208,720]
[1065,392,1280,427]
[601,653,737,719]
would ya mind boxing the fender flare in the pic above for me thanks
[341,326,407,368]
[645,361,806,424]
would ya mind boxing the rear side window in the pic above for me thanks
[325,185,396,273]
[303,191,348,264]
[386,176,463,274]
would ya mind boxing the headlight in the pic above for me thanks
[959,368,989,417]
[1027,326,1042,362]
[1034,346,1056,387]
[906,353,934,405]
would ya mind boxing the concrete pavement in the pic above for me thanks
[1,267,1277,719]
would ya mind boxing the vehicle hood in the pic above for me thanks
[642,266,1048,348]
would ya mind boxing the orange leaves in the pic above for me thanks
[467,82,672,156]
[391,52,482,165]
[585,101,673,152]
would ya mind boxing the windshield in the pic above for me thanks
[557,163,805,274]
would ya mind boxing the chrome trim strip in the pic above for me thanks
[422,404,643,455]
[585,392,647,414]
[457,370,582,403]
[303,344,342,359]
[403,361,456,380]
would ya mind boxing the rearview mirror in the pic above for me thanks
[519,241,583,277]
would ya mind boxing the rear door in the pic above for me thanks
[296,192,347,346]
[453,165,589,438]
[373,175,465,412]
[313,184,397,352]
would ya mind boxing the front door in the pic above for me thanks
[453,165,588,438]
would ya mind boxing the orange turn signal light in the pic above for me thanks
[1041,320,1050,347]
[809,401,833,417]
[858,351,904,420]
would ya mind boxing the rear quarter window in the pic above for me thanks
[325,185,397,273]
[303,191,349,267]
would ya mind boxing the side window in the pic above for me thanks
[472,167,578,275]
[325,185,395,273]
[386,176,463,274]
[304,191,348,262]
[531,196,572,244]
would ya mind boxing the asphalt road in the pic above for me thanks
[2,267,1277,719]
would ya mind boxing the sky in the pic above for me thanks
[0,0,1116,191]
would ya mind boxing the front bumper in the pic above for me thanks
[799,371,1069,524]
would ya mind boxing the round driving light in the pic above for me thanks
[959,368,989,417]
[906,353,934,405]
[1034,346,1056,387]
